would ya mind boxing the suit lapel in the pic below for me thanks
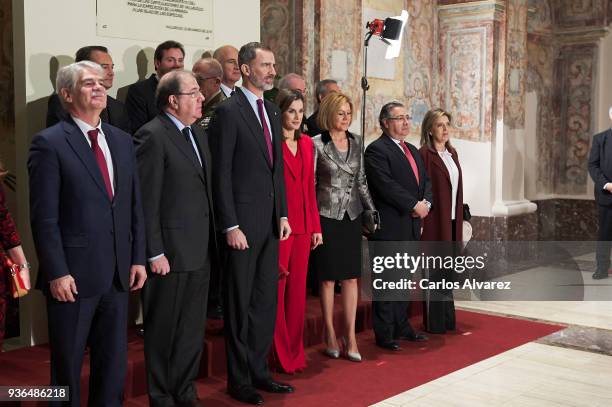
[236,89,272,168]
[160,115,205,181]
[431,151,451,183]
[382,135,419,183]
[63,120,111,201]
[264,99,283,170]
[283,143,298,179]
[322,132,353,175]
[102,123,120,199]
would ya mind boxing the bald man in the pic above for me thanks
[213,45,241,97]
[192,58,227,131]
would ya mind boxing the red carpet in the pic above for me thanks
[127,310,563,407]
[0,304,562,406]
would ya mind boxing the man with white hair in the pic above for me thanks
[29,61,147,406]
[278,73,306,95]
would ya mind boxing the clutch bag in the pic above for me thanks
[3,255,28,298]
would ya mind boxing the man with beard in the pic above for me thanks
[208,42,293,405]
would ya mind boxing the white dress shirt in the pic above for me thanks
[72,116,115,195]
[438,149,459,220]
[220,83,235,98]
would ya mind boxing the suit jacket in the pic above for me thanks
[313,131,375,221]
[283,135,321,235]
[364,134,432,241]
[134,114,216,272]
[125,74,159,134]
[588,128,612,207]
[46,93,132,134]
[28,119,146,297]
[208,87,288,239]
[419,146,463,242]
[305,110,321,137]
[194,90,227,130]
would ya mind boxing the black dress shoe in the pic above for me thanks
[254,380,295,394]
[376,341,401,351]
[398,332,429,342]
[228,387,264,405]
[593,272,609,280]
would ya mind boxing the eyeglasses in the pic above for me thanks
[388,115,411,122]
[196,75,220,82]
[175,90,203,99]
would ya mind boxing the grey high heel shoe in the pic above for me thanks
[341,337,362,362]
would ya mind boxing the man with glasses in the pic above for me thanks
[135,70,217,407]
[364,101,431,352]
[126,40,186,133]
[192,58,227,131]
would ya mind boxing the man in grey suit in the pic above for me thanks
[135,70,216,406]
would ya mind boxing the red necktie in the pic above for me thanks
[400,141,420,185]
[256,99,274,165]
[87,129,114,200]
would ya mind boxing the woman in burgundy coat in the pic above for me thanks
[272,90,323,373]
[419,109,463,334]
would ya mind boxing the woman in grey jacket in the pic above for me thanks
[311,92,377,362]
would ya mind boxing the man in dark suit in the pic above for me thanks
[126,40,185,134]
[213,45,240,98]
[304,79,340,137]
[134,70,216,406]
[588,110,612,280]
[208,42,292,405]
[46,46,131,133]
[29,61,147,406]
[364,101,431,351]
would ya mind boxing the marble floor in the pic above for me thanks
[372,251,612,406]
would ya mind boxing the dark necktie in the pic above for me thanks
[256,99,274,165]
[87,129,113,199]
[400,141,420,185]
[181,127,202,166]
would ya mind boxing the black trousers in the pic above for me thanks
[224,225,279,390]
[596,205,612,273]
[423,220,457,333]
[47,280,127,407]
[142,263,210,407]
[373,300,415,344]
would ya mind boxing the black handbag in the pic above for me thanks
[463,204,472,221]
[362,210,381,235]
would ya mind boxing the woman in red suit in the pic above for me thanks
[272,89,323,373]
[0,161,31,347]
[419,109,463,334]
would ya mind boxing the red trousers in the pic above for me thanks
[273,233,311,373]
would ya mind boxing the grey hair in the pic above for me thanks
[56,61,105,108]
[278,73,304,91]
[378,101,405,133]
[192,57,223,81]
[156,69,196,111]
[315,79,338,102]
